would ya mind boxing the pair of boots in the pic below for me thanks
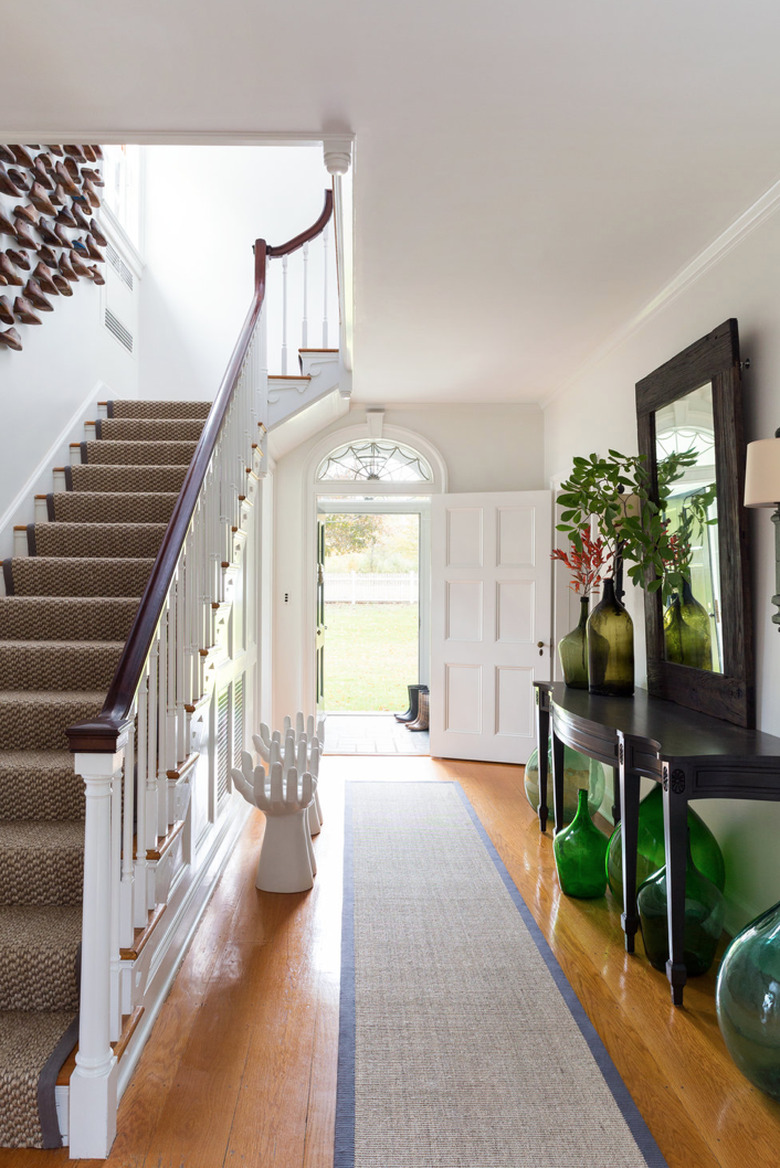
[395,684,429,731]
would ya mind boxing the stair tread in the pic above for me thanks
[0,689,106,701]
[6,555,154,597]
[0,639,124,650]
[81,440,198,467]
[30,523,167,559]
[0,595,140,641]
[108,398,211,418]
[0,749,73,770]
[96,418,205,441]
[9,556,155,565]
[34,522,168,531]
[0,641,124,692]
[0,904,81,942]
[67,464,190,493]
[0,907,81,1011]
[0,820,84,849]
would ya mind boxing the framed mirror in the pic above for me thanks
[635,319,754,727]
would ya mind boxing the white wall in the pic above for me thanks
[138,145,331,403]
[271,401,545,723]
[543,204,780,930]
[0,246,138,557]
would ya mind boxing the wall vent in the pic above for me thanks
[216,686,231,805]
[104,307,134,353]
[106,242,134,290]
[233,675,245,761]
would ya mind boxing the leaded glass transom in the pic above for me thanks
[317,440,433,483]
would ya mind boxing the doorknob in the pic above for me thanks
[537,640,546,657]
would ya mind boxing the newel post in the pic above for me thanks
[68,734,127,1159]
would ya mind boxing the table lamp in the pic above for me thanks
[744,429,780,627]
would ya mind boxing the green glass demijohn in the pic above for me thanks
[553,788,608,898]
[587,578,634,697]
[663,580,713,671]
[524,745,605,824]
[636,833,725,976]
[716,898,780,1100]
[558,596,590,689]
[606,784,725,903]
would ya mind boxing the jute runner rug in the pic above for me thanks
[335,780,667,1168]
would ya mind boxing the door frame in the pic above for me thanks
[315,499,431,712]
[302,424,447,716]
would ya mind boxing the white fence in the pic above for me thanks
[325,572,418,604]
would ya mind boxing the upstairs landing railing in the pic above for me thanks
[64,190,334,1159]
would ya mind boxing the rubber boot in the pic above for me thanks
[406,690,430,731]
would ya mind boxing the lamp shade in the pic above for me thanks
[744,438,780,508]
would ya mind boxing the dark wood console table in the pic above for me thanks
[533,681,780,1005]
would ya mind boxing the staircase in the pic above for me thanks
[0,398,209,1148]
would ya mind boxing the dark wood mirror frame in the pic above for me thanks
[635,318,754,727]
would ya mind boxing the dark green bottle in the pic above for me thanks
[605,784,726,902]
[637,835,725,976]
[558,595,590,689]
[663,580,713,670]
[587,578,634,697]
[553,788,608,898]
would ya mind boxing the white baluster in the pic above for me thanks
[322,227,329,348]
[302,240,309,349]
[157,606,169,836]
[109,751,122,1040]
[176,550,187,763]
[134,670,149,928]
[146,637,159,857]
[166,588,178,779]
[281,254,289,375]
[120,711,135,948]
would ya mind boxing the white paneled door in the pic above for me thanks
[429,491,552,763]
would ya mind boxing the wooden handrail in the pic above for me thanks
[66,190,334,753]
[267,190,333,258]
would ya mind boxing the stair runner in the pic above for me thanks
[0,398,210,1148]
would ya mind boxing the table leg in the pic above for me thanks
[618,733,641,954]
[663,769,688,1007]
[534,690,550,833]
[551,728,565,834]
[611,766,621,824]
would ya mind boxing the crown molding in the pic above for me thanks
[542,174,780,410]
[0,129,354,146]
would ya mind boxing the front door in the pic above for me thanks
[429,490,552,763]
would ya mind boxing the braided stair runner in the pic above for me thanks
[0,398,210,1148]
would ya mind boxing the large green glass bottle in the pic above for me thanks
[605,784,725,902]
[587,578,634,697]
[524,745,605,823]
[558,596,590,689]
[663,580,713,670]
[716,899,780,1100]
[636,835,725,976]
[553,788,608,898]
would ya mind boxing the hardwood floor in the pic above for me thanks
[3,754,780,1167]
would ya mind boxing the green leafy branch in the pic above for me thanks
[555,448,700,593]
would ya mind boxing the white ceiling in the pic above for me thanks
[4,0,780,405]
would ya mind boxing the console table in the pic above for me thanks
[533,681,780,1005]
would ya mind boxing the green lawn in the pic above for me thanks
[322,602,419,712]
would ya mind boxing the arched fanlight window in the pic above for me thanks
[316,439,433,483]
